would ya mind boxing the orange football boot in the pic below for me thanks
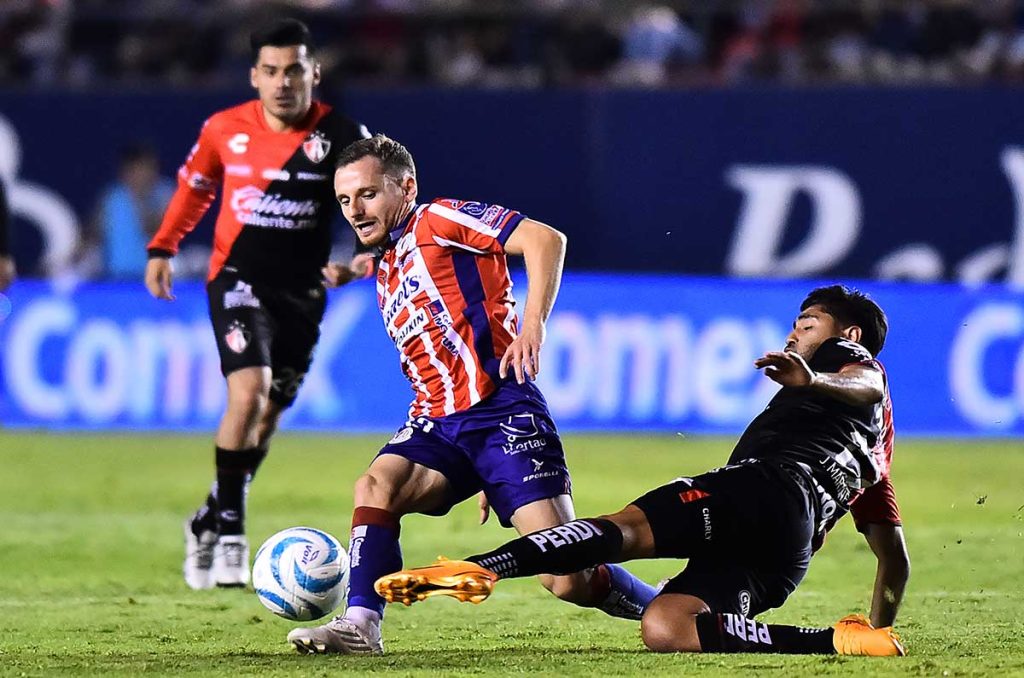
[374,557,498,606]
[833,614,907,656]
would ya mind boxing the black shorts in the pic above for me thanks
[207,272,327,408]
[631,460,816,617]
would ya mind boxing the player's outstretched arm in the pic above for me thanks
[500,218,566,383]
[756,353,884,406]
[863,522,910,627]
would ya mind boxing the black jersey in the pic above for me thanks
[728,337,888,508]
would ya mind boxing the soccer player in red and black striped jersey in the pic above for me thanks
[144,19,371,590]
[377,286,910,657]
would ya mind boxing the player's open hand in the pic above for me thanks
[755,350,815,387]
[144,257,175,301]
[322,253,375,288]
[500,321,545,384]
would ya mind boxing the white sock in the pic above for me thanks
[344,605,381,628]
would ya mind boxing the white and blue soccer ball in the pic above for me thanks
[252,526,349,621]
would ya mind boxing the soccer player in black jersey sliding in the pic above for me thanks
[376,285,909,656]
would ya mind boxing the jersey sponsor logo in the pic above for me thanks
[382,275,421,327]
[302,130,331,163]
[393,308,427,348]
[261,168,290,181]
[499,413,539,441]
[230,185,319,230]
[296,171,328,181]
[701,506,712,540]
[388,426,414,444]
[224,320,250,353]
[227,133,249,154]
[225,164,252,177]
[526,519,602,552]
[500,413,549,455]
[223,281,260,309]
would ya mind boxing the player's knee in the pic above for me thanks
[538,573,593,605]
[640,603,700,653]
[353,472,399,510]
[227,379,270,421]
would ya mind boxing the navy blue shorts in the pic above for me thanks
[376,380,572,527]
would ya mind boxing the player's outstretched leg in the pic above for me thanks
[375,557,499,606]
[642,596,906,656]
[375,516,629,607]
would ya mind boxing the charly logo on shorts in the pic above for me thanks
[389,427,414,445]
[738,590,751,616]
[500,413,548,455]
[224,320,250,354]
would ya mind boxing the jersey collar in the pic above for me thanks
[383,203,418,251]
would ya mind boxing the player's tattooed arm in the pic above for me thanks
[755,353,884,406]
[501,219,567,384]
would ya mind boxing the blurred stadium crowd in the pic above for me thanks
[3,0,1024,89]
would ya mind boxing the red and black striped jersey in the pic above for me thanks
[148,100,369,287]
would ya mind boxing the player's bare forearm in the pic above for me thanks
[499,219,566,382]
[864,523,910,627]
[809,365,885,406]
[505,218,566,329]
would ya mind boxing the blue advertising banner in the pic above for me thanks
[2,88,1024,283]
[1,276,1021,436]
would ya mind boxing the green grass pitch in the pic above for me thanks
[1,433,1022,676]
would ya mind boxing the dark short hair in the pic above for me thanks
[336,134,416,182]
[250,18,315,63]
[801,285,888,356]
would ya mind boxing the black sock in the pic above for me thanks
[695,612,836,654]
[210,446,264,536]
[192,446,268,535]
[468,519,623,578]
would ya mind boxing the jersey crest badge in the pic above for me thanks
[302,130,331,164]
[224,320,250,354]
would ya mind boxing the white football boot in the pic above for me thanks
[211,534,250,588]
[287,615,384,655]
[183,520,218,590]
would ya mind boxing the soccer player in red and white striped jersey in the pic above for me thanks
[286,135,657,656]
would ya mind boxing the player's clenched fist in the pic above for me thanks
[144,257,175,301]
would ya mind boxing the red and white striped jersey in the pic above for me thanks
[376,198,526,418]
